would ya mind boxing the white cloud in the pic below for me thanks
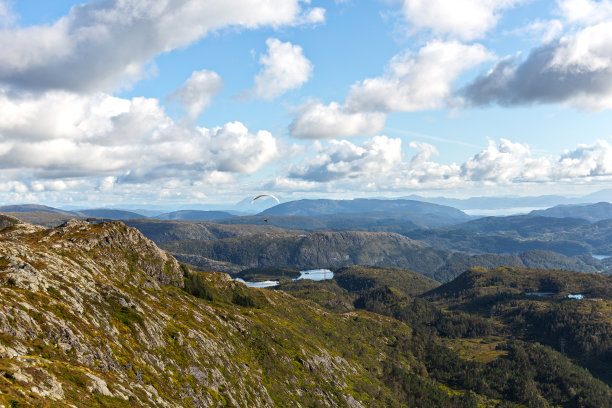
[461,138,612,183]
[250,38,313,100]
[290,41,491,139]
[289,136,402,181]
[462,22,612,110]
[557,0,612,25]
[0,90,280,180]
[0,0,322,92]
[555,139,612,178]
[169,69,223,119]
[98,176,116,192]
[265,176,321,192]
[203,121,280,173]
[515,20,564,43]
[296,7,326,25]
[0,1,15,28]
[347,41,494,112]
[290,101,386,139]
[401,0,521,40]
[461,139,552,182]
[283,137,612,194]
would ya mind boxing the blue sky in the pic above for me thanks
[1,0,612,208]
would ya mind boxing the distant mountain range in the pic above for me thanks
[260,198,470,219]
[154,210,234,220]
[0,203,73,214]
[405,189,612,211]
[530,202,612,222]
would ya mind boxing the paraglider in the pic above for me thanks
[251,194,280,204]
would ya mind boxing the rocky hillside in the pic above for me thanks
[161,230,606,281]
[1,215,610,407]
[0,215,493,407]
[162,231,442,273]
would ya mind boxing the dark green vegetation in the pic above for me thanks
[1,215,612,406]
[406,215,612,258]
[235,266,301,282]
[278,265,612,407]
[160,230,608,282]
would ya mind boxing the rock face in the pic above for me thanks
[165,230,439,273]
[0,217,420,407]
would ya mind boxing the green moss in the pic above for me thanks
[112,305,143,328]
[183,272,213,301]
[46,286,63,299]
[57,367,88,389]
[231,292,254,308]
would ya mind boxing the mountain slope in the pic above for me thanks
[0,204,75,215]
[75,208,146,220]
[260,198,470,225]
[161,230,607,280]
[153,210,234,220]
[1,215,610,407]
[530,202,612,222]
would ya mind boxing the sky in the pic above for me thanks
[1,0,612,208]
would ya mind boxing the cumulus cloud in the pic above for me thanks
[290,41,492,139]
[169,70,223,119]
[401,0,521,40]
[347,41,493,112]
[249,38,313,100]
[0,90,280,181]
[0,0,322,92]
[558,0,612,25]
[462,139,612,183]
[461,139,552,182]
[290,101,386,139]
[555,139,612,178]
[203,121,279,173]
[462,23,612,110]
[289,136,402,181]
[281,136,612,194]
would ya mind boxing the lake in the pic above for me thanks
[294,269,334,281]
[592,254,611,260]
[235,278,280,288]
[236,268,334,288]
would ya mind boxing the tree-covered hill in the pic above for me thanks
[1,215,611,407]
[161,231,608,281]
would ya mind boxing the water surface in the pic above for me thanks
[294,269,334,281]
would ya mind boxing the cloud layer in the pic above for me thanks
[462,22,612,109]
[291,41,492,139]
[401,0,521,40]
[0,91,280,182]
[284,136,612,193]
[250,38,313,100]
[169,70,224,119]
[0,0,322,92]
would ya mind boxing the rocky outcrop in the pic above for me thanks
[0,217,412,407]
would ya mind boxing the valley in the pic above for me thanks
[2,197,612,406]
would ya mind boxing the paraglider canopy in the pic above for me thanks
[251,194,280,204]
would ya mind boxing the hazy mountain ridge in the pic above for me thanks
[530,202,612,222]
[153,210,235,220]
[260,198,470,219]
[405,215,612,257]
